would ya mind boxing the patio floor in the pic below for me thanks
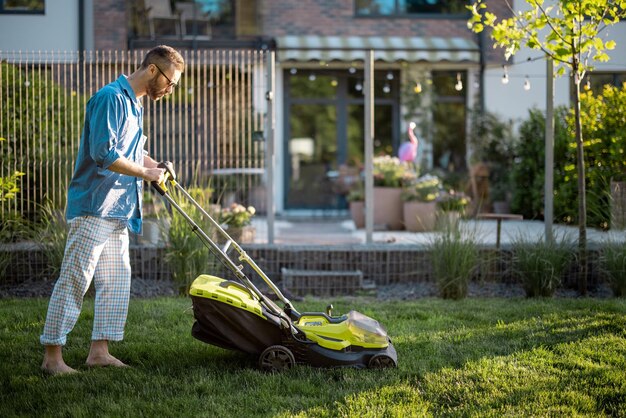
[250,217,626,247]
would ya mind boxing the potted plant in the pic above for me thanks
[435,190,470,229]
[219,203,256,243]
[401,174,441,232]
[373,155,416,230]
[347,182,365,229]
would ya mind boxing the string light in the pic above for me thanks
[386,71,394,80]
[308,72,316,81]
[289,68,297,75]
[455,72,463,91]
[414,80,422,94]
[383,82,391,94]
[523,75,531,91]
[501,65,509,84]
[349,66,356,74]
[355,80,363,91]
[330,78,338,87]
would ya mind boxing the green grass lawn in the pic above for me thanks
[1,296,625,417]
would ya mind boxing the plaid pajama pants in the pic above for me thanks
[40,216,131,346]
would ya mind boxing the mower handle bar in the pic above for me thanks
[150,173,296,320]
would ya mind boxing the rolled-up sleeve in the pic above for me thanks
[88,93,123,169]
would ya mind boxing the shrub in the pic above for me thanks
[1,62,85,215]
[511,235,574,297]
[558,85,626,229]
[510,107,570,221]
[514,87,626,228]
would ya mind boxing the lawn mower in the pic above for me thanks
[152,163,397,371]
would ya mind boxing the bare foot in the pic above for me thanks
[41,360,78,375]
[85,353,130,368]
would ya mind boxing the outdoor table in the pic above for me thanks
[476,213,524,249]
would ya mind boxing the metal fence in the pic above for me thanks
[0,49,269,218]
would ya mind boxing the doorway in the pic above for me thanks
[283,69,399,211]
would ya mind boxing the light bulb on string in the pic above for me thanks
[349,66,356,74]
[355,80,363,91]
[383,82,391,94]
[501,65,509,85]
[454,72,463,91]
[523,76,531,91]
[414,81,422,94]
[308,72,316,82]
[330,78,338,87]
[386,71,394,80]
[289,68,297,75]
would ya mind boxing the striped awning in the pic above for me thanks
[277,35,479,63]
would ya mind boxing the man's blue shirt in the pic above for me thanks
[66,75,146,234]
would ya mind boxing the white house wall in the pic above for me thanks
[484,0,626,125]
[0,0,81,54]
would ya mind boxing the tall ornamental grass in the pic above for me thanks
[429,225,479,299]
[512,235,574,297]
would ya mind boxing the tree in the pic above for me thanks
[468,0,626,294]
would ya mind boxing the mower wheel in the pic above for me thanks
[258,345,295,372]
[368,353,397,369]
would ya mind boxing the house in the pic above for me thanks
[1,0,625,216]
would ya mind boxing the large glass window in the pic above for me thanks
[577,72,626,99]
[0,0,44,13]
[431,71,467,174]
[355,0,469,16]
[284,70,399,210]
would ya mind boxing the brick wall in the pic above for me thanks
[92,0,128,50]
[258,0,511,64]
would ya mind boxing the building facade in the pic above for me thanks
[1,0,625,215]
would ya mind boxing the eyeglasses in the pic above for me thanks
[154,64,178,88]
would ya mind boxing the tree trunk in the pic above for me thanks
[573,64,588,295]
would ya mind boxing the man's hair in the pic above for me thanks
[141,45,185,72]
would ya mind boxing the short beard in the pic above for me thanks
[147,76,166,101]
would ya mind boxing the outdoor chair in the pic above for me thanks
[176,1,212,39]
[145,0,182,39]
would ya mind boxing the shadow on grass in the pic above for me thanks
[1,297,625,416]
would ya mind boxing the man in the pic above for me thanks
[40,45,185,375]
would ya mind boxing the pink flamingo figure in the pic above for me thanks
[398,121,418,163]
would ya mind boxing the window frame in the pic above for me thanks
[354,0,471,19]
[0,0,45,14]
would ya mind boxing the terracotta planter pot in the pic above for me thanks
[374,187,404,230]
[349,201,365,229]
[227,225,256,243]
[403,201,436,232]
[436,210,461,230]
